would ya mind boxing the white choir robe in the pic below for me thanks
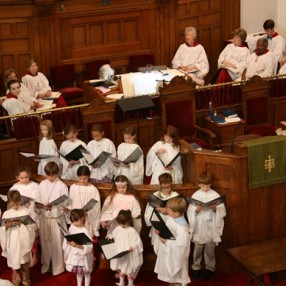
[63,224,93,273]
[0,279,13,286]
[38,137,62,176]
[145,141,183,185]
[9,181,39,228]
[60,139,87,180]
[265,33,286,62]
[100,193,142,233]
[217,43,250,80]
[245,50,277,80]
[115,142,144,185]
[68,183,101,237]
[278,64,286,75]
[144,190,179,245]
[0,207,35,270]
[87,138,116,181]
[154,216,191,285]
[35,178,68,275]
[187,189,226,244]
[172,43,209,85]
[22,72,52,99]
[109,225,143,277]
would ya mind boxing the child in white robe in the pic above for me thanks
[100,175,142,234]
[63,209,93,286]
[154,196,190,286]
[87,123,116,183]
[144,173,180,245]
[107,210,143,286]
[146,125,183,185]
[0,190,36,286]
[68,166,101,238]
[38,119,62,176]
[60,124,87,180]
[113,126,144,185]
[35,161,68,275]
[187,172,226,280]
[10,166,39,265]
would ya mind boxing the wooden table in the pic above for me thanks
[228,237,286,286]
[206,116,245,144]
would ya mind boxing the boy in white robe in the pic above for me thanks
[35,161,68,275]
[154,196,190,286]
[187,172,226,280]
[60,124,87,180]
[0,190,36,286]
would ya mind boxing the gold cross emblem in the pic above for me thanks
[264,155,275,172]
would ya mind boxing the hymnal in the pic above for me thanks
[56,145,86,161]
[187,195,226,209]
[0,215,35,226]
[149,208,175,240]
[19,152,55,160]
[0,194,7,202]
[99,238,130,260]
[58,223,92,245]
[148,193,180,208]
[20,195,34,205]
[36,194,69,208]
[42,92,61,100]
[156,152,180,168]
[191,143,202,150]
[110,147,142,165]
[81,198,98,212]
[210,115,226,124]
[222,108,238,118]
[81,149,111,168]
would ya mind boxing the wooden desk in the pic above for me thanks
[206,116,245,144]
[228,237,286,286]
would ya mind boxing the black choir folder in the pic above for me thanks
[81,149,111,168]
[36,194,69,208]
[99,238,130,260]
[117,95,155,113]
[58,223,92,245]
[148,193,180,208]
[19,152,55,160]
[156,152,180,168]
[149,208,175,240]
[110,147,142,165]
[81,198,98,212]
[187,195,226,209]
[0,215,35,226]
[56,145,86,161]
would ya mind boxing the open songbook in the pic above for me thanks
[148,193,180,208]
[81,198,98,212]
[187,195,226,209]
[19,152,56,160]
[99,238,130,260]
[41,92,61,100]
[58,223,92,245]
[110,147,142,165]
[55,145,86,161]
[81,149,111,168]
[0,194,34,205]
[156,152,180,168]
[36,194,69,208]
[0,215,35,226]
[149,208,175,240]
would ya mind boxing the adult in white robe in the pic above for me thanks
[145,140,182,185]
[87,137,116,182]
[187,188,226,272]
[60,139,87,180]
[109,225,143,280]
[115,142,144,185]
[172,26,209,85]
[35,177,68,275]
[68,183,101,237]
[154,216,191,285]
[63,224,93,273]
[100,193,142,233]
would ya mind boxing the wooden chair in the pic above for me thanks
[129,53,155,72]
[159,76,216,149]
[241,75,277,136]
[50,64,84,105]
[85,59,110,80]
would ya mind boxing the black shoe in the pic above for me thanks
[191,270,200,280]
[202,269,214,280]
